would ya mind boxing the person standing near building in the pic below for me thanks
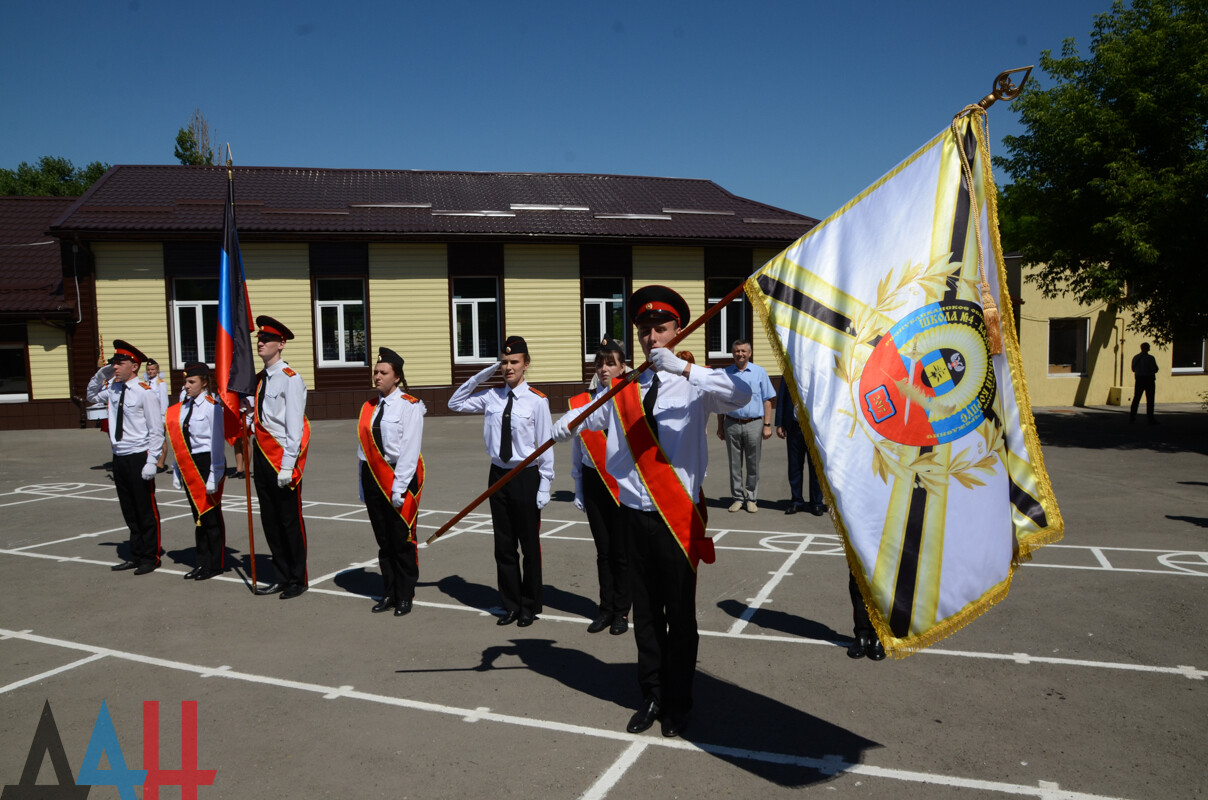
[144,359,172,473]
[774,379,827,516]
[166,362,227,580]
[248,316,311,599]
[357,347,425,617]
[448,335,553,627]
[554,286,751,738]
[566,338,630,635]
[1130,342,1159,424]
[86,340,164,574]
[716,339,775,513]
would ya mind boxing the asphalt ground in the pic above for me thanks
[0,403,1204,799]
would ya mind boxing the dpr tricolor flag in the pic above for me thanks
[215,172,255,438]
[746,109,1062,656]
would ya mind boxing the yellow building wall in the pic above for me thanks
[242,243,314,388]
[26,322,70,399]
[93,243,170,368]
[368,243,450,387]
[633,246,706,362]
[1017,282,1208,406]
[752,248,784,377]
[503,244,581,383]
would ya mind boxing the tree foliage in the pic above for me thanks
[995,0,1208,344]
[0,156,110,196]
[175,108,216,166]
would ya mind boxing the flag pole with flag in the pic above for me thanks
[745,78,1061,657]
[214,148,259,590]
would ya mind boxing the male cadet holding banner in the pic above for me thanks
[166,361,227,580]
[248,316,311,599]
[554,286,750,738]
[87,340,165,574]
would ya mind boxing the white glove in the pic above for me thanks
[552,417,574,443]
[277,471,292,489]
[574,495,584,512]
[98,364,115,380]
[536,490,549,510]
[573,476,584,511]
[649,348,688,376]
[391,491,404,509]
[141,463,157,481]
[172,470,182,490]
[475,360,503,382]
[205,476,217,494]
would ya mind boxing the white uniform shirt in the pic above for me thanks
[572,366,750,512]
[144,373,170,414]
[254,360,307,473]
[172,393,226,483]
[86,369,164,463]
[356,387,426,497]
[448,362,554,496]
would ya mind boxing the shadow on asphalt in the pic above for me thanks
[1033,408,1207,454]
[1165,515,1208,529]
[716,599,850,644]
[334,566,381,598]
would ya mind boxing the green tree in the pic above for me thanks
[175,108,216,166]
[0,156,111,196]
[995,0,1208,344]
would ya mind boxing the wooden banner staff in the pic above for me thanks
[425,281,749,545]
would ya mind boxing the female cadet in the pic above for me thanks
[167,362,227,580]
[448,335,554,628]
[356,347,426,617]
[566,338,630,635]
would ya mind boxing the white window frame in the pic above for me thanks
[452,277,501,365]
[582,278,626,360]
[1171,336,1206,374]
[1047,317,1089,376]
[707,285,749,360]
[171,279,218,369]
[0,343,28,403]
[314,279,368,367]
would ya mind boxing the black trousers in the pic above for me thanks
[784,418,824,507]
[253,447,307,588]
[583,466,629,616]
[487,464,542,615]
[112,451,161,567]
[1131,376,1156,421]
[850,572,873,638]
[622,504,698,716]
[361,462,418,602]
[183,451,226,572]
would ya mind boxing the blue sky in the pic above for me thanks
[2,0,1114,218]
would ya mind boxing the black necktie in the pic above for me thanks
[372,398,386,456]
[114,383,127,442]
[256,372,267,423]
[499,391,515,463]
[182,399,195,452]
[643,375,660,443]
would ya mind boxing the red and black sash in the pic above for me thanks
[612,380,715,570]
[358,397,426,534]
[255,389,310,489]
[569,391,620,505]
[165,400,222,519]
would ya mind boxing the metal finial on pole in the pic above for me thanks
[226,143,233,180]
[976,66,1033,110]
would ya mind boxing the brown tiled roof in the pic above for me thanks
[50,165,818,245]
[0,196,75,315]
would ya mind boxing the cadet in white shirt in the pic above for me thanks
[86,339,165,574]
[166,361,227,580]
[144,359,172,473]
[448,335,554,627]
[357,347,426,617]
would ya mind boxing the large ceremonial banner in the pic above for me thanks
[215,171,256,436]
[747,109,1062,656]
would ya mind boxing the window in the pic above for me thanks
[707,277,749,360]
[583,278,626,359]
[315,278,368,367]
[1171,334,1206,373]
[172,278,218,368]
[452,277,500,363]
[1048,318,1088,375]
[0,342,28,403]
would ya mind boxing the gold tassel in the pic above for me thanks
[980,280,1003,356]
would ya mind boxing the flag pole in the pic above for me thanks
[424,281,748,545]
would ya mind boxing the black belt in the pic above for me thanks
[726,416,762,423]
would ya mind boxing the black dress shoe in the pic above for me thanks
[111,560,137,571]
[660,712,688,738]
[867,638,886,661]
[394,599,412,617]
[195,569,220,581]
[279,585,307,600]
[133,563,158,575]
[626,700,660,734]
[785,504,799,515]
[609,615,629,636]
[810,503,828,516]
[496,610,519,626]
[371,596,395,613]
[587,612,611,633]
[184,568,202,580]
[847,635,869,659]
[255,582,285,596]
[516,612,537,628]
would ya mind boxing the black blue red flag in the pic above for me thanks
[215,172,255,438]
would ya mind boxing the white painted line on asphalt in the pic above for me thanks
[11,513,196,550]
[727,534,813,636]
[1089,547,1113,570]
[308,559,378,587]
[579,740,648,800]
[0,628,1135,800]
[540,521,576,538]
[0,653,106,695]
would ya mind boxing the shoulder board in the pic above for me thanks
[528,387,547,399]
[282,367,297,377]
[205,395,217,405]
[401,393,421,404]
[139,382,152,390]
